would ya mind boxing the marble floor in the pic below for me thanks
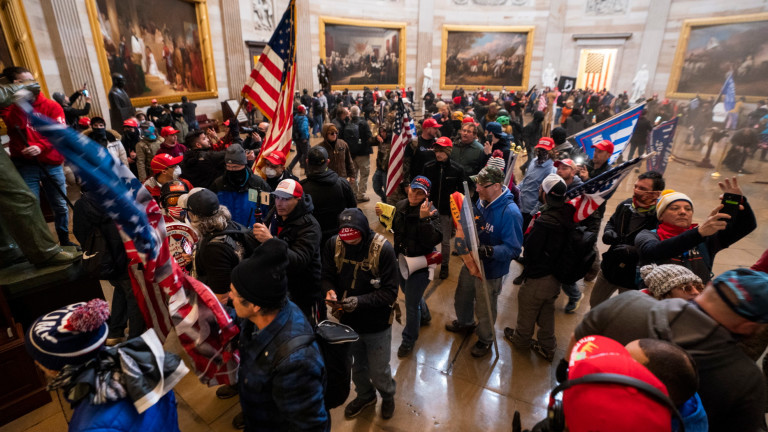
[3,128,766,432]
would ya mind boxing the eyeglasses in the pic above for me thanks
[165,196,180,206]
[675,283,702,294]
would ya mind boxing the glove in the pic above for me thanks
[555,358,569,383]
[602,230,619,245]
[341,296,358,313]
[478,245,494,260]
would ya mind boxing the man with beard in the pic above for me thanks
[181,129,225,189]
[300,146,357,245]
[209,144,271,228]
[252,179,323,324]
[589,171,664,307]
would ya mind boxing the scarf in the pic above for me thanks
[632,197,656,213]
[656,221,697,241]
[47,329,188,414]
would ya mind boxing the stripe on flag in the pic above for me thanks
[572,102,646,164]
[386,98,411,196]
[565,155,645,222]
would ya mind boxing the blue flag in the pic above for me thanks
[722,73,736,112]
[572,103,646,164]
[646,117,678,175]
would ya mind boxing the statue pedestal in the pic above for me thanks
[0,247,104,426]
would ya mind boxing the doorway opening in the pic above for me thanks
[575,48,617,91]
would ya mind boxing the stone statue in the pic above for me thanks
[108,73,134,130]
[630,64,649,103]
[317,60,330,92]
[542,62,556,89]
[422,62,433,98]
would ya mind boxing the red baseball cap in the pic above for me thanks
[123,118,139,128]
[150,153,183,174]
[264,150,286,166]
[593,139,615,154]
[338,227,362,242]
[161,126,180,137]
[223,119,230,126]
[462,116,476,124]
[151,98,158,103]
[78,117,91,127]
[452,96,462,105]
[563,335,672,432]
[435,136,453,148]
[272,179,303,199]
[422,118,441,129]
[554,159,577,169]
[535,137,555,151]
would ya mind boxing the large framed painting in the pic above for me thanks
[667,13,768,101]
[86,0,217,106]
[441,25,534,91]
[319,17,406,90]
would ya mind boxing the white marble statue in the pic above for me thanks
[422,62,433,98]
[630,64,649,103]
[542,63,556,88]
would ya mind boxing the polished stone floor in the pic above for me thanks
[3,128,766,432]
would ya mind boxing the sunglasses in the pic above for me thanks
[675,283,702,294]
[165,195,180,206]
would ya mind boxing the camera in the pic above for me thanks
[240,126,254,134]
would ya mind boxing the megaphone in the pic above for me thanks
[398,251,443,279]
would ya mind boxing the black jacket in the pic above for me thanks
[407,135,436,180]
[321,209,398,334]
[72,191,128,280]
[580,159,613,232]
[391,198,442,258]
[63,91,91,127]
[600,198,658,288]
[181,148,225,189]
[300,168,358,245]
[422,158,466,215]
[266,194,323,305]
[195,221,255,294]
[523,204,575,279]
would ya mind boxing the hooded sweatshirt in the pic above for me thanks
[300,167,357,245]
[475,186,523,279]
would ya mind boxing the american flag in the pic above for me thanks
[584,52,609,90]
[572,102,646,164]
[386,99,412,196]
[565,156,645,222]
[242,0,296,172]
[21,102,239,386]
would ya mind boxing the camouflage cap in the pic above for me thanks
[470,166,504,185]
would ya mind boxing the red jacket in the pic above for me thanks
[1,92,66,165]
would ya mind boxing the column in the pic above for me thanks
[636,0,671,95]
[541,0,566,86]
[295,0,313,94]
[220,0,247,100]
[416,0,434,112]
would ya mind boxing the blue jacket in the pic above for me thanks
[475,186,523,279]
[518,158,555,214]
[68,391,179,432]
[239,301,329,431]
[294,114,310,140]
[210,170,271,227]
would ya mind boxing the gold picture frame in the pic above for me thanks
[85,0,217,107]
[441,25,534,91]
[667,13,768,101]
[318,17,406,91]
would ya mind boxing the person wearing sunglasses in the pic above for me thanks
[640,264,703,301]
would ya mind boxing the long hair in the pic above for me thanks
[189,205,232,234]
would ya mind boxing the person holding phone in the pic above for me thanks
[635,177,756,284]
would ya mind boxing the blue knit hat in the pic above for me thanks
[26,299,110,371]
[713,269,768,323]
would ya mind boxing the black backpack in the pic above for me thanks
[553,225,597,284]
[342,120,362,153]
[272,320,358,410]
[73,197,127,281]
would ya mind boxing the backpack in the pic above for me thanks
[553,225,597,284]
[272,320,359,410]
[333,233,387,279]
[81,220,121,280]
[73,197,127,281]
[342,120,362,153]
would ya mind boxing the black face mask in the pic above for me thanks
[225,168,248,186]
[536,149,550,164]
[123,128,140,142]
[91,128,107,141]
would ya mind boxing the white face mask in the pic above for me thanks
[173,166,182,179]
[265,167,278,178]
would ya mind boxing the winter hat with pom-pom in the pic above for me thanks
[26,299,110,371]
[486,149,506,173]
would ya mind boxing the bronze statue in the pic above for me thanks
[108,73,134,130]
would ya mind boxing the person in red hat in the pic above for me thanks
[147,98,163,124]
[157,125,187,157]
[144,153,185,202]
[121,117,141,176]
[76,116,92,133]
[407,117,442,181]
[262,150,298,191]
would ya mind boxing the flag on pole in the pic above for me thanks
[242,0,297,172]
[646,117,678,175]
[386,98,412,196]
[22,102,239,386]
[450,191,482,278]
[572,103,646,164]
[721,72,736,111]
[565,155,646,222]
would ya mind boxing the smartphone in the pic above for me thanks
[721,193,741,220]
[82,89,89,97]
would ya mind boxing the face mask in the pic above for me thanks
[167,206,185,221]
[265,167,278,178]
[173,166,181,179]
[124,129,140,141]
[225,168,248,185]
[536,149,549,165]
[92,128,107,140]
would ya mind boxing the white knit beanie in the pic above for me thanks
[640,264,702,299]
[656,189,693,219]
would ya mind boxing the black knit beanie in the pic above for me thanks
[230,238,288,308]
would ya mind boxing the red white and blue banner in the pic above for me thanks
[565,155,645,222]
[572,103,646,164]
[646,117,678,175]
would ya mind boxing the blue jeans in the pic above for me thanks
[15,163,69,236]
[400,268,431,346]
[561,282,581,302]
[351,327,396,401]
[312,114,323,135]
[372,169,387,203]
[453,265,503,344]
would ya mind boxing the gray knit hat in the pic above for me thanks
[640,264,702,299]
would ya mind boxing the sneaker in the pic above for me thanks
[445,319,477,333]
[530,340,554,362]
[232,411,245,429]
[439,266,449,279]
[512,274,525,285]
[503,327,530,351]
[344,396,376,418]
[381,398,395,419]
[397,343,414,358]
[216,384,239,399]
[564,293,584,314]
[470,340,492,357]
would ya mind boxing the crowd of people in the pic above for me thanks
[3,61,768,432]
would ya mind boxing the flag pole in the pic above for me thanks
[462,181,499,359]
